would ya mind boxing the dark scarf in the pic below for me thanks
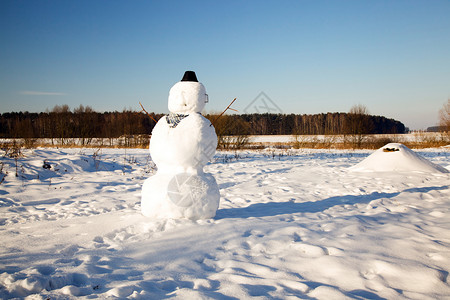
[166,113,189,128]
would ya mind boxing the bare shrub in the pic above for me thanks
[363,137,394,149]
[439,99,450,138]
[321,135,339,149]
[213,115,250,150]
[292,135,319,149]
[23,138,37,149]
[135,134,150,148]
[0,162,6,185]
[405,132,449,148]
[1,140,24,177]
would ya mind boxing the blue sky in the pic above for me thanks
[1,0,449,130]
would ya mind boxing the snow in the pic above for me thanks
[350,143,449,173]
[148,114,217,174]
[142,171,220,220]
[1,147,449,299]
[141,74,219,220]
[168,81,208,114]
[143,114,219,219]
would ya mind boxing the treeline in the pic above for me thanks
[207,112,405,135]
[0,105,161,144]
[0,106,405,140]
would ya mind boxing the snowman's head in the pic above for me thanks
[168,71,208,114]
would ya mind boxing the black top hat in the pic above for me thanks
[181,71,198,82]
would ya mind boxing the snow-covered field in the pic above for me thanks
[1,147,449,299]
[249,132,447,145]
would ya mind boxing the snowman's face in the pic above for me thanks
[168,82,208,114]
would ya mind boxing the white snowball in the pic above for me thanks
[141,172,220,220]
[149,113,217,174]
[168,81,207,114]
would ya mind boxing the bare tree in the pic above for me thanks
[73,105,95,145]
[51,104,71,145]
[439,99,450,133]
[345,104,373,148]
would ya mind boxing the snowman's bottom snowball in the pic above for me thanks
[141,172,220,220]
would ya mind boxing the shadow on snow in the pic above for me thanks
[216,185,449,219]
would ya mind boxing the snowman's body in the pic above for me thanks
[141,73,220,219]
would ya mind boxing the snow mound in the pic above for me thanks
[350,143,449,173]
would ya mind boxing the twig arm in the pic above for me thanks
[210,98,237,127]
[139,102,158,123]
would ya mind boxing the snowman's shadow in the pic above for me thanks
[215,185,448,219]
[218,182,238,189]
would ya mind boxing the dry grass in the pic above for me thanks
[1,133,448,151]
[402,132,449,149]
[0,136,151,150]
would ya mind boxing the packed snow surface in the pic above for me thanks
[148,113,217,174]
[1,147,450,299]
[168,81,208,114]
[141,73,220,220]
[142,113,219,220]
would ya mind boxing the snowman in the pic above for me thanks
[141,71,220,220]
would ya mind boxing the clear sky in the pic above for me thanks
[1,0,449,130]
